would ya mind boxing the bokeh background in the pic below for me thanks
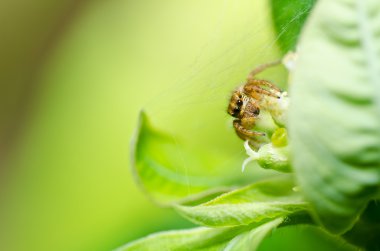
[0,0,354,250]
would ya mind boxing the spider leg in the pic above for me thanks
[247,60,282,80]
[246,79,282,92]
[233,119,265,140]
[244,82,280,99]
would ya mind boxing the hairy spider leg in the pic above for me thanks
[233,119,265,140]
[244,82,280,99]
[247,59,282,80]
[246,78,282,93]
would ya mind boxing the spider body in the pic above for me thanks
[227,60,283,147]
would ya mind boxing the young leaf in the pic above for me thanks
[131,111,231,205]
[270,0,317,53]
[222,218,283,251]
[114,225,246,251]
[115,219,287,251]
[175,176,307,227]
[289,0,380,233]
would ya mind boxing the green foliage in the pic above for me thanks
[175,177,306,227]
[123,0,380,250]
[127,112,311,250]
[117,219,284,251]
[270,0,317,53]
[289,0,380,234]
[132,111,265,205]
[132,111,227,205]
[221,219,284,251]
[343,200,380,250]
[116,226,245,251]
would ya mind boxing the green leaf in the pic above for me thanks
[222,218,283,251]
[289,0,380,233]
[131,111,232,205]
[114,226,246,251]
[343,200,380,250]
[175,176,307,227]
[115,219,286,251]
[270,0,317,53]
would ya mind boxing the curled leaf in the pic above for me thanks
[131,111,231,205]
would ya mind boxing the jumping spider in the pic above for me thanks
[227,60,283,148]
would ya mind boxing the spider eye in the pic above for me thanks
[253,108,260,115]
[233,107,240,116]
[237,100,243,106]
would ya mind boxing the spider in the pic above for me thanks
[227,60,283,149]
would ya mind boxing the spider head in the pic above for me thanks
[227,88,245,118]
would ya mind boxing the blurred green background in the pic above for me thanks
[0,0,353,250]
